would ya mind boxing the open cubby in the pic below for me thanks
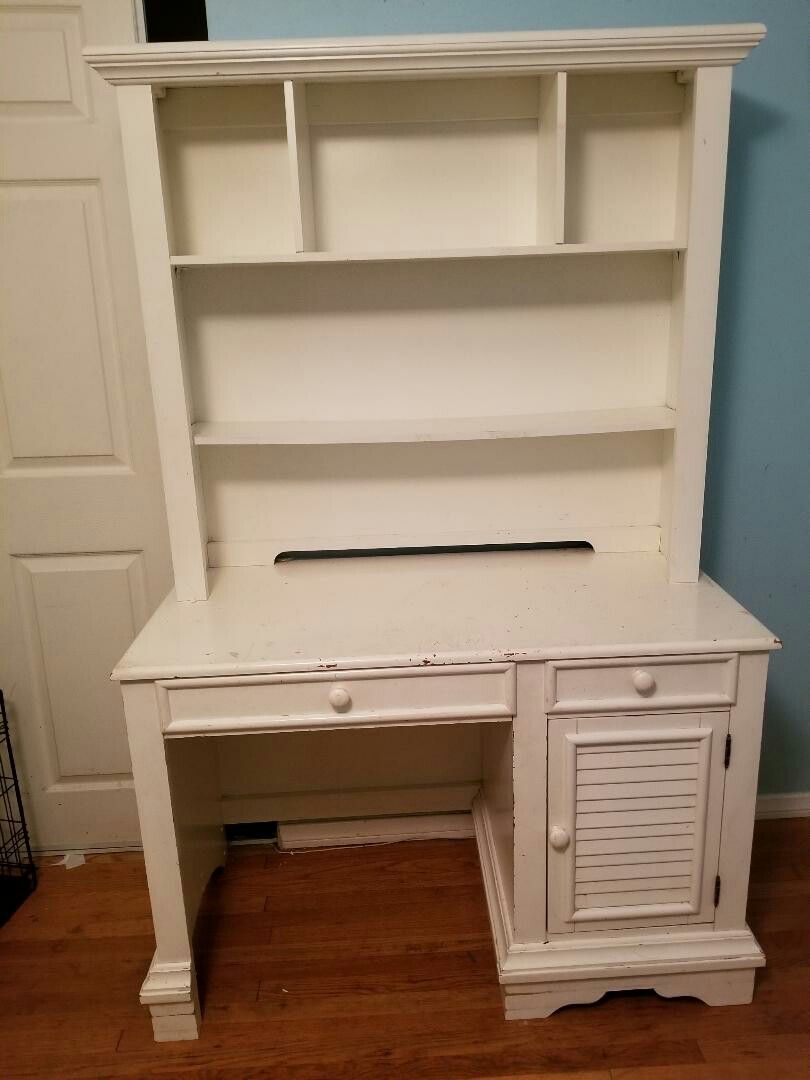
[199,431,667,563]
[180,254,674,430]
[564,72,689,244]
[306,77,551,251]
[159,85,294,255]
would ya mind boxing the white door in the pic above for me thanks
[547,711,729,934]
[0,0,171,849]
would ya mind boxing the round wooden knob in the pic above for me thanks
[328,686,352,712]
[548,826,570,852]
[632,668,657,695]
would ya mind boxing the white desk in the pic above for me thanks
[83,21,774,1044]
[114,550,777,1039]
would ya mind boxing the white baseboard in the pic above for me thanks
[33,841,144,856]
[755,792,810,819]
[221,781,478,826]
[277,812,474,850]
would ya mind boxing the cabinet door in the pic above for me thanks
[547,712,728,934]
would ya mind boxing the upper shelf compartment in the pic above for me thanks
[159,85,294,256]
[564,72,689,245]
[306,76,556,252]
[158,69,693,261]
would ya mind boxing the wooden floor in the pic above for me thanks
[1,819,808,1079]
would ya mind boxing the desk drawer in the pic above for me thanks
[545,654,738,715]
[159,663,516,736]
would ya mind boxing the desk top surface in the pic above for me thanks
[113,551,778,681]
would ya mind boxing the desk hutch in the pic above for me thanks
[86,23,779,1042]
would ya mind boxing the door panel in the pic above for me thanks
[0,0,171,849]
[547,712,729,934]
[0,182,129,463]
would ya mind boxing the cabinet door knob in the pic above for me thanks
[328,686,352,712]
[549,826,570,852]
[632,668,657,695]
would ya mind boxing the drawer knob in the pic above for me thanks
[328,686,352,712]
[632,668,657,695]
[549,826,570,852]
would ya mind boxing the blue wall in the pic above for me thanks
[207,1,810,795]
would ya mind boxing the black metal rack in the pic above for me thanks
[0,689,36,924]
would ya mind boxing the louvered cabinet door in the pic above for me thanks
[547,712,729,934]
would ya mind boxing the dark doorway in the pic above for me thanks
[143,0,208,42]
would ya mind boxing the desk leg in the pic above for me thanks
[122,682,226,1041]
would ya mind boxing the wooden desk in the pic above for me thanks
[114,550,777,1040]
[87,24,773,1042]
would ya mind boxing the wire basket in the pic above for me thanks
[0,689,36,924]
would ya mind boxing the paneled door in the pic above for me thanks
[0,0,171,848]
[547,711,729,934]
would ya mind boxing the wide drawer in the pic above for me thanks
[545,654,738,715]
[158,663,516,736]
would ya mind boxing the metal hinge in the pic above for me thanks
[724,734,732,769]
[714,875,722,906]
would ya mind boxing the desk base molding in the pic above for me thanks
[502,968,757,1020]
[473,792,764,1019]
[140,956,201,1042]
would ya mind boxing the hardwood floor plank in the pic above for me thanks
[698,1032,810,1063]
[612,1061,809,1080]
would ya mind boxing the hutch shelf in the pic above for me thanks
[86,23,778,1042]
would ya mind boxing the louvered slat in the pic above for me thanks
[576,764,698,783]
[575,886,693,908]
[576,860,693,883]
[576,833,695,854]
[576,873,694,894]
[577,848,695,867]
[577,806,697,828]
[577,779,698,800]
[576,795,696,812]
[576,741,701,755]
[576,821,696,840]
[577,747,700,768]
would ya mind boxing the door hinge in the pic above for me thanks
[724,734,732,769]
[714,875,722,906]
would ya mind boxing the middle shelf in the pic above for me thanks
[171,240,683,268]
[191,406,676,447]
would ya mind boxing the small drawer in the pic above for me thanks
[158,663,516,736]
[545,654,738,715]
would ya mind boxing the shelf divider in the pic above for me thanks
[538,71,567,244]
[284,80,316,251]
[192,407,676,448]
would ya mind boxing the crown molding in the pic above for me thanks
[85,23,766,86]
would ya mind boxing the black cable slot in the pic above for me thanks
[274,540,594,564]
